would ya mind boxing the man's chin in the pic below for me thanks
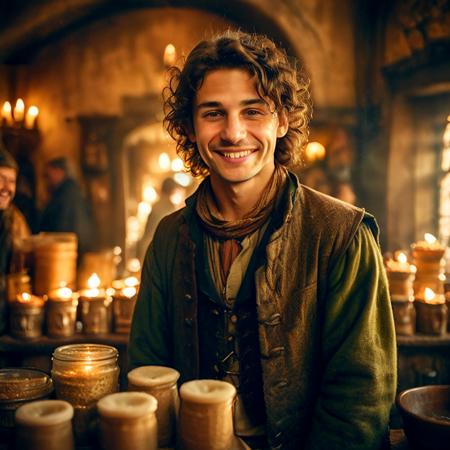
[0,198,12,210]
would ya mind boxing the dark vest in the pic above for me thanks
[196,225,272,427]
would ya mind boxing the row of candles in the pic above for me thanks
[1,349,236,450]
[385,233,449,336]
[9,273,139,339]
[1,99,39,129]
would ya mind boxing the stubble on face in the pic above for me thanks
[0,167,17,210]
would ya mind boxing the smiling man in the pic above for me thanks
[0,145,30,333]
[129,31,396,450]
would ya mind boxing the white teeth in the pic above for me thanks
[222,150,252,159]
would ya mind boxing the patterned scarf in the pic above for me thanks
[196,165,287,283]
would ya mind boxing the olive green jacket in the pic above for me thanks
[129,174,397,450]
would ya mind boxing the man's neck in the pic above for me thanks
[209,172,275,222]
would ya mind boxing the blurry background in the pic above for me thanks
[1,0,449,259]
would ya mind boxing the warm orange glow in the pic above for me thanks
[124,276,139,287]
[143,185,157,204]
[424,287,436,302]
[305,142,326,163]
[55,287,73,299]
[396,252,408,264]
[13,99,25,122]
[424,233,437,245]
[24,105,39,129]
[122,287,137,298]
[1,101,13,125]
[163,44,176,66]
[171,157,184,172]
[158,153,171,171]
[87,273,101,289]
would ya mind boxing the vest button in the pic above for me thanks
[227,335,234,342]
[211,308,220,316]
[230,314,238,324]
[184,318,193,327]
[213,364,220,374]
[184,293,193,301]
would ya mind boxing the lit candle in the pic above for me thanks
[10,293,45,339]
[385,252,414,273]
[24,105,39,129]
[415,287,448,335]
[423,287,445,305]
[79,273,112,335]
[1,101,13,126]
[13,98,25,123]
[112,283,138,334]
[163,44,176,67]
[47,286,78,338]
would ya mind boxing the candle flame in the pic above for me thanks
[87,273,101,289]
[124,276,139,287]
[424,287,436,302]
[397,252,408,264]
[2,101,11,114]
[163,43,176,66]
[122,287,137,298]
[20,292,31,302]
[424,233,437,244]
[57,287,73,299]
[27,105,39,118]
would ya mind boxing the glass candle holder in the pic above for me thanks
[128,366,180,448]
[112,286,137,334]
[9,294,45,339]
[179,379,237,450]
[51,344,119,445]
[79,294,112,335]
[97,392,158,450]
[0,368,53,432]
[391,299,416,336]
[15,400,74,450]
[415,300,448,335]
[46,296,78,338]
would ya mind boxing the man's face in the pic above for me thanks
[190,69,287,186]
[0,167,17,210]
[45,165,65,191]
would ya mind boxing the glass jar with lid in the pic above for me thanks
[51,343,119,445]
[0,368,53,447]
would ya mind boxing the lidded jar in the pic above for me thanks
[51,344,119,444]
[97,392,158,450]
[0,368,53,430]
[128,366,180,448]
[15,400,75,450]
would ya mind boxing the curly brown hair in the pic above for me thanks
[163,30,312,177]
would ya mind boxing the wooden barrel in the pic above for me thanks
[33,233,78,295]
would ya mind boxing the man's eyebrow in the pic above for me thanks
[196,98,267,109]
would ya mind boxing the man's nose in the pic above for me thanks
[220,114,246,143]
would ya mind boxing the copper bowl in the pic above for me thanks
[397,385,450,450]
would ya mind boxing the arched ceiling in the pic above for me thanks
[0,0,296,64]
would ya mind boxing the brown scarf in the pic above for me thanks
[196,165,287,283]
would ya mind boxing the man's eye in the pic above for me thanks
[203,111,223,119]
[245,109,265,117]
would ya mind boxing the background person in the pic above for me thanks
[39,156,95,257]
[0,145,30,333]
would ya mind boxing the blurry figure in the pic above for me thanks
[138,177,186,261]
[40,156,95,256]
[0,145,30,333]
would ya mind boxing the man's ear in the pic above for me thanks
[276,110,288,138]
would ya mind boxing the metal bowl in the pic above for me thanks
[397,385,450,450]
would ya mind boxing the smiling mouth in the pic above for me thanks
[218,149,255,159]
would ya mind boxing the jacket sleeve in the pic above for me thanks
[306,222,397,450]
[128,236,173,370]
